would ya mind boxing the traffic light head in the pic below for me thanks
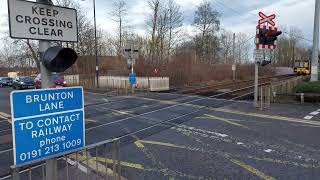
[42,46,78,72]
[260,60,272,66]
[258,29,282,45]
[127,64,132,70]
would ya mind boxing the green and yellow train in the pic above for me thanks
[294,61,310,75]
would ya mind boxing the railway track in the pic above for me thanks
[172,74,297,96]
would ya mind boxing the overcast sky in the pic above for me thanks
[0,0,316,46]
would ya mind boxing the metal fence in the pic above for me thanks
[9,139,124,180]
[64,75,170,91]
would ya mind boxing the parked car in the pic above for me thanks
[0,77,13,87]
[34,73,67,89]
[12,76,35,90]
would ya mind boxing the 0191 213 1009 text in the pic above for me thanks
[13,111,84,164]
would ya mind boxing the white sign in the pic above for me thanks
[254,49,264,60]
[8,0,78,42]
[232,64,236,71]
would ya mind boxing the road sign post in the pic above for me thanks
[232,64,236,81]
[129,72,137,93]
[10,87,85,166]
[8,1,79,179]
[124,39,139,94]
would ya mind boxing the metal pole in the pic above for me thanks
[232,33,236,81]
[260,86,263,111]
[11,167,20,180]
[37,1,56,180]
[131,65,135,94]
[254,63,259,107]
[39,41,51,88]
[93,0,99,87]
[233,33,236,64]
[311,0,320,82]
[232,68,236,81]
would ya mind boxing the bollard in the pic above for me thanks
[125,81,128,94]
[267,86,271,108]
[273,92,277,103]
[301,93,305,104]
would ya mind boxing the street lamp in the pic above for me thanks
[81,0,99,88]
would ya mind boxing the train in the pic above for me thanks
[294,60,310,75]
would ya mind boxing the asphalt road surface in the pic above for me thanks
[0,87,320,180]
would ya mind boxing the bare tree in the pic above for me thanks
[147,0,161,64]
[193,0,220,62]
[109,0,128,55]
[235,32,251,64]
[273,26,309,67]
[167,0,183,60]
[219,29,233,64]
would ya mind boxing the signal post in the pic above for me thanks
[254,12,282,108]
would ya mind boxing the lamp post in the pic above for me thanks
[82,0,99,87]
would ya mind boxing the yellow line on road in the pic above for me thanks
[124,128,145,149]
[69,153,126,180]
[134,141,145,149]
[94,157,145,170]
[139,140,276,180]
[138,140,187,149]
[200,114,250,129]
[230,159,275,180]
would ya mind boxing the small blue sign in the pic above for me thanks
[129,73,137,85]
[10,87,85,165]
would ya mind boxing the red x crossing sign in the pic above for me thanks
[258,12,276,26]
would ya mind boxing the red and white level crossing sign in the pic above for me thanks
[258,12,276,26]
[255,24,278,49]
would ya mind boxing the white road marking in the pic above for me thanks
[264,149,274,153]
[64,157,88,173]
[310,111,320,116]
[304,116,314,120]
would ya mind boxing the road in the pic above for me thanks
[0,87,320,179]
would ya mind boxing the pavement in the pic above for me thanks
[0,87,320,179]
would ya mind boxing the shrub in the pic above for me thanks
[295,81,320,93]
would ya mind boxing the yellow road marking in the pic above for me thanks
[135,141,145,148]
[197,116,243,122]
[230,159,275,180]
[93,157,145,170]
[138,140,187,149]
[200,114,250,129]
[138,140,276,179]
[140,139,319,170]
[69,153,126,180]
[124,128,145,149]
